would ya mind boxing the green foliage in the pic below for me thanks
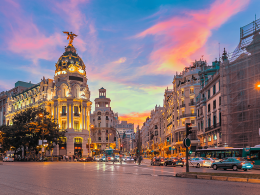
[0,107,66,155]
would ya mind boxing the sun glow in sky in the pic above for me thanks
[0,0,258,127]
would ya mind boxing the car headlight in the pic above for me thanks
[111,158,114,160]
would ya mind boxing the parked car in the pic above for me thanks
[151,157,164,166]
[189,157,212,168]
[3,157,14,162]
[212,157,254,171]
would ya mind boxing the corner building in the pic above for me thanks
[5,44,92,157]
[90,88,118,154]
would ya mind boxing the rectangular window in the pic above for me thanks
[213,85,216,95]
[190,88,194,94]
[208,118,211,127]
[213,100,216,109]
[208,104,210,112]
[106,137,108,141]
[213,115,216,126]
[191,120,195,124]
[219,80,220,90]
[98,137,101,141]
[219,97,221,106]
[74,106,79,116]
[214,134,217,140]
[201,121,203,130]
[208,136,211,142]
[208,90,210,99]
[74,121,79,130]
[62,106,66,115]
[62,120,66,130]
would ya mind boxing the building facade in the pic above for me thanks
[171,61,201,157]
[196,69,222,148]
[4,41,92,157]
[90,88,118,154]
[0,81,35,126]
[220,18,260,147]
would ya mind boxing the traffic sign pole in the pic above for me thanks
[186,146,189,172]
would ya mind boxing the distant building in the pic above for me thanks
[90,88,119,154]
[116,121,134,152]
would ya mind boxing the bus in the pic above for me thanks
[195,148,243,159]
[242,146,260,168]
[195,146,260,168]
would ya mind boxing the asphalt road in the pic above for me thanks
[1,162,260,195]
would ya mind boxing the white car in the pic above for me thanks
[3,157,14,162]
[189,157,212,168]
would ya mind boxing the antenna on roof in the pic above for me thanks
[219,42,220,60]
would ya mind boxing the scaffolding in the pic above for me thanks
[220,18,260,148]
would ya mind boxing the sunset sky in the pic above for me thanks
[0,0,258,127]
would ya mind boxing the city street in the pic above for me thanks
[1,162,260,195]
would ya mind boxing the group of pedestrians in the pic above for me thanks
[62,155,80,162]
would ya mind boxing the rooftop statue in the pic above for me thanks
[63,31,78,46]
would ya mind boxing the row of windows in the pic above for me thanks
[207,97,221,112]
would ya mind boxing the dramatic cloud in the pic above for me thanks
[136,0,250,75]
[0,0,65,64]
[54,0,98,54]
[119,112,150,129]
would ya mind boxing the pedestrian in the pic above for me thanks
[134,156,137,163]
[69,156,71,161]
[66,155,68,162]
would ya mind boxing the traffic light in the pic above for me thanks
[167,137,169,142]
[186,123,192,137]
[189,150,192,155]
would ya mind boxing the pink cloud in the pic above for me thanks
[53,0,98,54]
[0,1,65,63]
[136,0,250,75]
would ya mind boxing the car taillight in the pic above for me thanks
[153,159,155,162]
[161,159,164,162]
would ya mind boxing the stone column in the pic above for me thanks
[71,103,73,130]
[67,102,70,129]
[81,106,84,131]
[56,104,59,124]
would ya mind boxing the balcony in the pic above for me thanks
[205,123,221,132]
[179,113,196,118]
[74,113,80,117]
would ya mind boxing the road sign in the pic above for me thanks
[183,138,191,148]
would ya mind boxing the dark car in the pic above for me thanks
[151,157,164,166]
[79,156,93,162]
[164,157,184,167]
[211,157,253,171]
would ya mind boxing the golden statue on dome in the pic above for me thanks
[63,31,78,46]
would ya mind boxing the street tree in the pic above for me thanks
[0,107,66,159]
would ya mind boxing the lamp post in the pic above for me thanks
[89,124,94,157]
[38,112,44,161]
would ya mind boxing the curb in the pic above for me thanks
[176,173,260,184]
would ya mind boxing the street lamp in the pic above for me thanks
[38,112,44,161]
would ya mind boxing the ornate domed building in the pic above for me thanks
[5,32,92,157]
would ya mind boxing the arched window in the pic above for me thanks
[97,112,101,115]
